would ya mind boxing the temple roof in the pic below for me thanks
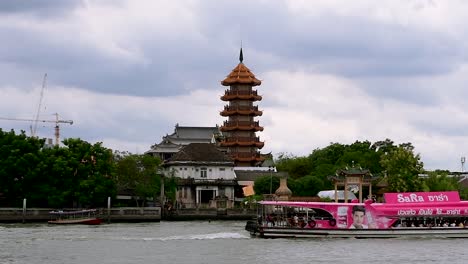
[221,63,262,86]
[328,166,378,182]
[146,125,221,154]
[165,143,233,164]
[336,167,371,176]
[167,125,219,140]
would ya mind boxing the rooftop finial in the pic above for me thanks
[239,41,243,63]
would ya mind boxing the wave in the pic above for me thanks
[121,232,249,241]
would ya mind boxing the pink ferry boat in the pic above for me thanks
[245,191,468,238]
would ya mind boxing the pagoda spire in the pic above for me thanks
[239,47,243,63]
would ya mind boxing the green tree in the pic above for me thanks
[459,188,468,200]
[424,170,459,192]
[63,138,116,207]
[24,146,75,207]
[163,174,178,205]
[0,129,44,206]
[290,175,325,196]
[380,144,425,192]
[113,152,161,207]
[276,153,312,179]
[253,175,280,195]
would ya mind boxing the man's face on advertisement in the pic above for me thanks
[353,211,365,226]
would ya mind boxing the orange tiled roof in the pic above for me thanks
[221,63,262,86]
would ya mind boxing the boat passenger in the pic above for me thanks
[266,214,275,227]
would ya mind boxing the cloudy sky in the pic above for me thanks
[1,0,468,171]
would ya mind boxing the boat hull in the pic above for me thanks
[48,218,102,225]
[249,226,468,238]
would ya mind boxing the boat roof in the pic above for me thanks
[49,209,97,215]
[259,200,365,207]
[317,190,357,200]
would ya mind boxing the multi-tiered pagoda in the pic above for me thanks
[219,49,265,166]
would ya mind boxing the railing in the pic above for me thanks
[107,207,161,220]
[223,90,258,96]
[0,207,161,222]
[223,105,259,111]
[221,90,262,101]
[176,178,237,186]
[222,121,260,127]
[0,207,256,222]
[223,136,261,143]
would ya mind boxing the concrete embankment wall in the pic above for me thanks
[0,207,256,223]
[0,207,162,223]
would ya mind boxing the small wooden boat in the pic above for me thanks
[48,209,102,225]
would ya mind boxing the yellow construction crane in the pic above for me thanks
[0,113,73,146]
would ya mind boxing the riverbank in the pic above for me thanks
[0,207,256,223]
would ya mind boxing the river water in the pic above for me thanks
[1,221,467,264]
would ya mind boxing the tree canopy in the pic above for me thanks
[0,129,116,208]
[255,139,467,199]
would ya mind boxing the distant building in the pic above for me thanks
[146,124,221,161]
[162,143,237,208]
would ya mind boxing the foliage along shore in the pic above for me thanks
[1,129,466,209]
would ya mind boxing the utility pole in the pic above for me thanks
[269,166,273,195]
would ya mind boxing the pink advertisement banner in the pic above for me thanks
[384,191,460,204]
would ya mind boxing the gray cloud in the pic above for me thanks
[411,120,468,137]
[1,0,465,100]
[0,0,83,16]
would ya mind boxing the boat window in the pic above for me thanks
[310,208,333,219]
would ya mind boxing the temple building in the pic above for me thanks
[162,143,237,209]
[146,124,221,161]
[219,49,265,167]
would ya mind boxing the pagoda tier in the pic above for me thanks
[219,136,265,148]
[220,105,263,117]
[221,62,261,87]
[229,152,264,162]
[220,121,263,132]
[221,90,262,101]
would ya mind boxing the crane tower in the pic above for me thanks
[32,73,47,137]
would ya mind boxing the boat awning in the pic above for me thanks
[317,190,357,200]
